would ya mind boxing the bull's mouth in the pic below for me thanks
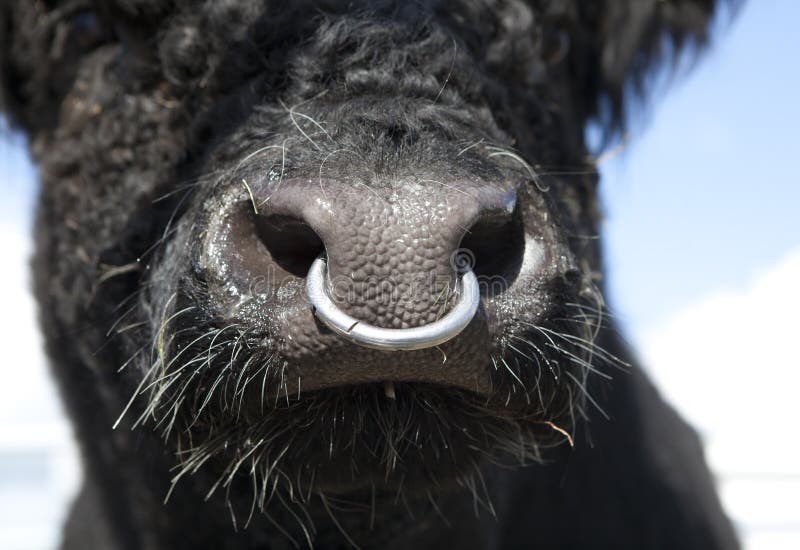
[232,316,496,402]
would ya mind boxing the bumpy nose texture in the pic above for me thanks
[255,178,515,329]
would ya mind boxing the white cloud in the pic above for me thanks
[642,246,800,466]
[0,222,80,550]
[641,247,800,547]
[0,223,55,422]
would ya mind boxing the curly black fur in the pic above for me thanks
[1,1,740,549]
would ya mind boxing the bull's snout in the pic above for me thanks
[237,177,518,348]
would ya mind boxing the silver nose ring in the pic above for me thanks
[306,257,479,351]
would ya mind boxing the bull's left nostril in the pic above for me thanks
[255,214,325,277]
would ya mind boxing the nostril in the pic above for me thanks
[459,205,524,281]
[255,214,325,278]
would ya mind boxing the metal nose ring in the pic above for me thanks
[306,257,479,351]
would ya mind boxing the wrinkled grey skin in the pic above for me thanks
[0,0,740,548]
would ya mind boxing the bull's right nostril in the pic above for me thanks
[459,204,525,280]
[255,214,325,277]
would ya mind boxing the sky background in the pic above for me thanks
[1,1,799,548]
[599,2,800,547]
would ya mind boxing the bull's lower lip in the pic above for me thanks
[283,361,493,397]
[297,380,468,399]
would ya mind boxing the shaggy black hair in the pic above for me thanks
[1,1,740,549]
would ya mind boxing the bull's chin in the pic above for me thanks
[247,383,548,466]
[216,404,507,496]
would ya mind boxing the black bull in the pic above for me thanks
[0,1,740,548]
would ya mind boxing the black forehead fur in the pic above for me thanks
[1,0,721,137]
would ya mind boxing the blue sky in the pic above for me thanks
[595,6,800,544]
[600,0,800,339]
